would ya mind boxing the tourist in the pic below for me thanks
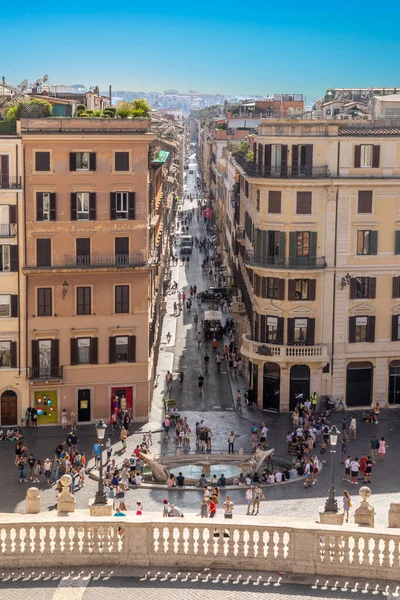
[370,436,379,463]
[211,474,218,485]
[245,487,253,515]
[228,431,235,454]
[120,426,128,453]
[162,499,169,517]
[211,487,220,506]
[344,456,351,481]
[252,484,264,515]
[365,456,373,483]
[25,407,31,428]
[17,456,27,482]
[197,473,208,488]
[61,408,68,431]
[209,498,217,518]
[200,498,209,518]
[260,423,269,448]
[43,457,52,485]
[27,453,36,481]
[349,415,357,440]
[106,438,112,463]
[222,496,234,519]
[275,470,283,483]
[289,467,298,480]
[245,473,252,486]
[216,352,222,373]
[31,407,38,429]
[252,471,260,484]
[92,441,101,468]
[167,473,177,488]
[359,454,367,480]
[320,440,327,464]
[218,474,226,487]
[136,501,143,515]
[163,415,170,441]
[33,459,41,483]
[198,374,205,392]
[134,472,142,486]
[378,437,387,461]
[350,457,360,484]
[340,436,347,464]
[176,472,185,487]
[238,472,246,486]
[168,503,184,517]
[343,490,352,523]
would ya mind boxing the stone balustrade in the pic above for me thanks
[241,334,329,364]
[0,513,400,582]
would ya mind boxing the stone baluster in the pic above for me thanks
[234,527,246,558]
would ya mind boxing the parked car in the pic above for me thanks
[200,286,228,302]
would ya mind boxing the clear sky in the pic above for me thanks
[2,0,400,100]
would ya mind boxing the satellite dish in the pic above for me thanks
[36,79,42,85]
[43,74,48,84]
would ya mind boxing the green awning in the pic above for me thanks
[152,150,169,164]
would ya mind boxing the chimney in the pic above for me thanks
[2,76,5,85]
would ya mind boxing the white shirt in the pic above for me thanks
[350,418,356,429]
[245,489,253,501]
[345,458,351,469]
[261,427,268,438]
[275,471,283,483]
[290,469,298,479]
[245,476,252,486]
[135,474,142,485]
[267,474,275,484]
[351,461,360,473]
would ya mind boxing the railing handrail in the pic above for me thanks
[0,177,22,189]
[28,366,63,380]
[0,223,16,237]
[242,334,327,356]
[26,253,148,269]
[233,155,329,179]
[244,250,327,270]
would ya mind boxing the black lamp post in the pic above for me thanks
[94,419,108,505]
[324,425,340,513]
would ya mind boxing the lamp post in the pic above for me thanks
[94,419,107,505]
[324,425,340,513]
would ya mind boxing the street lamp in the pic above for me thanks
[324,425,340,513]
[94,419,108,505]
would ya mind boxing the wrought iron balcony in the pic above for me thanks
[28,366,63,380]
[244,250,327,270]
[0,223,16,237]
[64,254,146,268]
[235,227,245,240]
[233,154,329,179]
[0,177,22,189]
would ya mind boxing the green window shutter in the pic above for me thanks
[289,232,296,261]
[369,231,378,255]
[395,231,400,255]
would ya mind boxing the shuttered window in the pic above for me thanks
[37,288,52,316]
[115,285,129,313]
[76,286,91,315]
[358,191,373,214]
[296,192,312,215]
[35,152,50,172]
[36,239,51,267]
[268,191,281,214]
[115,152,130,171]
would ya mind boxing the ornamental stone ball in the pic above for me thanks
[60,474,72,489]
[359,486,372,502]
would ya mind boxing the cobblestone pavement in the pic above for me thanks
[1,155,400,528]
[0,570,399,600]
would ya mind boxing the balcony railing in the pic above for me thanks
[64,253,146,268]
[236,227,245,240]
[241,334,329,363]
[0,177,22,189]
[28,366,63,380]
[0,223,16,237]
[244,250,327,270]
[233,154,329,179]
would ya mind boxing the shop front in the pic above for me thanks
[33,390,58,424]
[346,361,373,407]
[110,386,134,417]
[263,363,280,412]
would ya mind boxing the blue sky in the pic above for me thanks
[2,1,400,99]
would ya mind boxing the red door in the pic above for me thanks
[111,387,133,414]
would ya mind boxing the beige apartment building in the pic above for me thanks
[0,129,27,425]
[20,117,165,426]
[226,120,400,411]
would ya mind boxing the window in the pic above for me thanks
[115,285,129,313]
[0,245,10,271]
[358,191,372,214]
[115,238,129,265]
[268,191,281,214]
[267,277,280,299]
[350,277,376,299]
[76,152,90,170]
[35,152,50,172]
[360,145,373,168]
[0,341,11,367]
[77,286,91,315]
[294,318,308,344]
[268,231,281,257]
[357,230,378,255]
[266,316,278,343]
[115,152,130,171]
[271,145,282,170]
[77,192,89,220]
[354,145,380,168]
[296,232,310,257]
[77,338,90,364]
[36,239,51,267]
[115,336,128,361]
[37,288,52,317]
[38,340,51,377]
[349,315,375,343]
[76,238,91,266]
[295,279,309,300]
[355,316,368,342]
[392,315,400,341]
[116,192,128,219]
[43,193,50,220]
[296,192,312,215]
[0,295,10,317]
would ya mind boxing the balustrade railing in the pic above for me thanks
[0,516,399,582]
[241,334,329,362]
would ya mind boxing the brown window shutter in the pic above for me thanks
[51,339,59,367]
[109,337,116,363]
[9,205,17,224]
[71,193,77,220]
[260,315,266,342]
[254,274,261,296]
[287,318,295,345]
[128,192,136,219]
[277,317,284,344]
[69,153,77,171]
[309,279,316,301]
[367,316,376,342]
[354,145,361,168]
[10,294,18,317]
[10,341,17,368]
[306,318,315,346]
[128,335,136,362]
[268,191,281,214]
[261,277,267,299]
[31,340,39,369]
[395,231,400,255]
[36,193,44,221]
[358,191,372,214]
[89,153,96,171]
[392,315,399,341]
[369,277,376,299]
[10,245,18,272]
[305,145,313,169]
[254,313,259,342]
[349,317,356,343]
[264,144,271,168]
[288,280,296,300]
[281,145,288,171]
[1,155,9,188]
[372,145,380,168]
[90,337,98,364]
[110,192,117,220]
[393,276,400,298]
[296,191,312,215]
[89,193,96,220]
[50,193,56,221]
[70,338,78,365]
[349,278,357,299]
[278,278,285,300]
